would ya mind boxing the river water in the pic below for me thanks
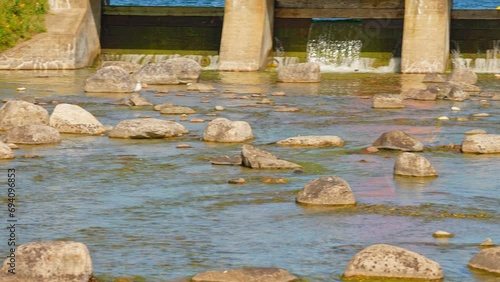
[0,69,499,281]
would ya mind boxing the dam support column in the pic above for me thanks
[218,0,274,71]
[401,0,451,73]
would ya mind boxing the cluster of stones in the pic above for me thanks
[1,60,498,281]
[1,240,498,281]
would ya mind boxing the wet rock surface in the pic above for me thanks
[277,62,320,83]
[49,103,106,134]
[241,144,302,169]
[134,58,201,85]
[461,134,500,154]
[468,246,500,274]
[0,100,49,130]
[372,131,424,152]
[394,152,438,177]
[203,118,253,143]
[296,176,356,206]
[84,66,137,93]
[109,118,188,139]
[191,267,298,282]
[1,125,61,145]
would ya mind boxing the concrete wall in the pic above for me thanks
[401,0,452,73]
[0,0,101,70]
[218,0,274,71]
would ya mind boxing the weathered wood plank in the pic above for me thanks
[275,8,405,19]
[451,10,500,20]
[275,0,404,9]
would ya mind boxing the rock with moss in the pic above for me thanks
[394,152,438,177]
[49,103,106,134]
[277,136,344,147]
[461,134,500,154]
[191,267,297,282]
[134,58,201,84]
[468,246,500,274]
[241,144,301,169]
[109,118,188,139]
[296,176,356,206]
[1,125,60,145]
[0,241,93,282]
[203,118,253,143]
[84,66,137,93]
[372,130,423,152]
[0,100,49,131]
[344,244,443,280]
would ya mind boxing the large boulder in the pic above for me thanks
[0,141,14,159]
[296,176,356,206]
[84,66,137,93]
[0,100,49,131]
[1,125,61,145]
[241,144,302,169]
[344,244,443,280]
[0,241,93,282]
[203,118,253,143]
[134,58,201,84]
[49,103,106,134]
[394,152,438,177]
[372,94,404,109]
[191,267,298,282]
[372,131,424,152]
[277,136,344,147]
[109,118,188,139]
[461,134,500,154]
[468,246,500,274]
[447,67,478,85]
[277,62,320,83]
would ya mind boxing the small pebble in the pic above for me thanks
[138,116,152,119]
[206,113,218,117]
[473,113,490,117]
[176,144,192,149]
[364,146,379,153]
[16,87,26,91]
[176,93,186,96]
[451,106,461,111]
[201,100,211,104]
[180,114,188,120]
[479,238,495,247]
[270,91,286,96]
[190,118,204,123]
[456,117,468,121]
[465,129,487,135]
[433,230,454,238]
[158,88,169,93]
[6,143,18,149]
[438,116,449,120]
[256,98,273,105]
[260,177,287,184]
[228,178,246,184]
[214,105,224,111]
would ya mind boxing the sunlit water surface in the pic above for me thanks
[0,70,499,281]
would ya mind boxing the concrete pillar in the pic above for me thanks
[401,0,451,73]
[218,0,274,71]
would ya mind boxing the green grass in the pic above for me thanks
[0,0,49,52]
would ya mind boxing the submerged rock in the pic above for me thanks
[423,73,446,83]
[0,241,93,282]
[1,125,61,145]
[277,136,344,147]
[49,103,106,134]
[203,118,253,143]
[0,100,49,130]
[447,67,478,85]
[468,246,500,274]
[84,66,137,93]
[186,82,216,92]
[401,88,436,101]
[277,62,320,83]
[372,131,424,152]
[296,176,356,206]
[394,152,438,177]
[191,267,298,282]
[241,144,301,169]
[461,134,500,154]
[344,244,443,280]
[109,118,188,139]
[160,106,196,115]
[372,94,404,109]
[129,93,153,106]
[134,58,201,85]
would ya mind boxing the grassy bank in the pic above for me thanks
[0,0,49,52]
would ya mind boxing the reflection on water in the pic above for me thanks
[0,70,499,281]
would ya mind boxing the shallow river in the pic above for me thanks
[0,69,499,281]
